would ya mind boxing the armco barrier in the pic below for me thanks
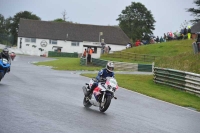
[138,64,152,72]
[80,58,153,72]
[154,67,200,95]
[48,51,78,58]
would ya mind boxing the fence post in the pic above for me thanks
[152,62,155,73]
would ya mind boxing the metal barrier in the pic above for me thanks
[48,51,78,57]
[154,67,200,95]
[80,58,153,72]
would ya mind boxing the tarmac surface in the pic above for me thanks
[0,55,200,133]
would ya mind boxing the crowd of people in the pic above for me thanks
[126,26,192,48]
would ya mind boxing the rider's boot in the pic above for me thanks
[85,84,96,96]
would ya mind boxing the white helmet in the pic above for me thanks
[106,62,114,72]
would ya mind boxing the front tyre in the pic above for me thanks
[99,95,112,112]
[83,97,92,108]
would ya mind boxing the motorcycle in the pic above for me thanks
[0,58,10,81]
[10,52,16,61]
[82,77,118,112]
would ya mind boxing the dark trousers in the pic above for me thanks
[87,54,91,62]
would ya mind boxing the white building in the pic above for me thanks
[17,19,130,58]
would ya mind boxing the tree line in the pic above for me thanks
[0,1,199,45]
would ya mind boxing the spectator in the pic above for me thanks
[180,29,184,35]
[156,36,160,43]
[164,33,167,40]
[82,49,87,58]
[126,42,131,48]
[104,46,109,54]
[108,46,111,53]
[87,47,93,63]
[160,36,164,43]
[150,38,155,44]
[184,27,187,35]
[168,32,173,40]
[188,26,191,39]
[101,42,106,54]
[135,40,141,46]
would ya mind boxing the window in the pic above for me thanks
[25,38,30,42]
[25,38,36,43]
[49,40,57,44]
[71,42,79,46]
[31,38,36,43]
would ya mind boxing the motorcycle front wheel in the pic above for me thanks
[99,95,112,112]
[0,72,4,82]
[83,97,92,108]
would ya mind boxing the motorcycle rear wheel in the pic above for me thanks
[83,97,92,108]
[99,95,112,112]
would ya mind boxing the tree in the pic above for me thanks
[61,10,69,21]
[0,14,13,45]
[0,14,6,34]
[10,11,41,44]
[187,0,200,24]
[116,2,156,41]
[53,18,66,22]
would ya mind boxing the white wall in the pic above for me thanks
[17,37,126,58]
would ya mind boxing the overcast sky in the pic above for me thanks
[0,0,196,37]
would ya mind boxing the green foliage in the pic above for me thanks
[187,0,200,24]
[0,14,6,34]
[81,73,200,111]
[53,18,66,22]
[0,14,14,45]
[116,2,156,41]
[0,14,12,35]
[10,11,41,45]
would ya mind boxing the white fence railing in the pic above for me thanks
[154,67,200,95]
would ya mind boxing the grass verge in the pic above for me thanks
[81,73,200,112]
[34,57,102,71]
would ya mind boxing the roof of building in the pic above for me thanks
[18,19,130,45]
[191,21,200,33]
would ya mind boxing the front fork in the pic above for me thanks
[101,92,106,103]
[101,92,115,103]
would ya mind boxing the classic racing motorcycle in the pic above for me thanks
[10,52,16,61]
[0,58,10,81]
[82,77,118,112]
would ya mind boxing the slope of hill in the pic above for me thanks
[101,40,200,73]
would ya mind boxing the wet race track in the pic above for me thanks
[0,55,200,133]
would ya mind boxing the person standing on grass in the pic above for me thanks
[188,26,191,39]
[87,47,93,63]
[82,49,87,58]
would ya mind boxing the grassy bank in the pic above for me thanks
[81,73,200,111]
[101,40,200,73]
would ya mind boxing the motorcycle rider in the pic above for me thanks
[0,48,11,72]
[86,62,115,96]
